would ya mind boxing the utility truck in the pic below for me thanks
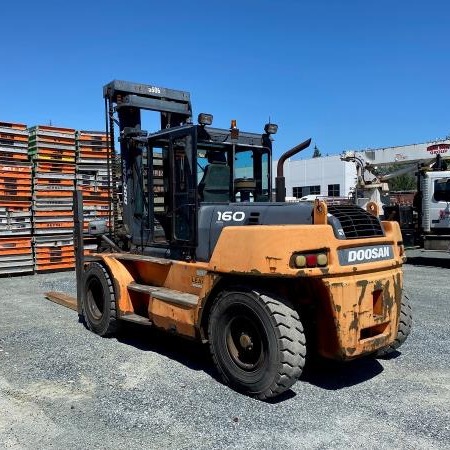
[416,155,450,250]
[75,80,411,399]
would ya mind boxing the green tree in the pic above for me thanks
[388,173,417,191]
[312,145,321,158]
[376,164,416,191]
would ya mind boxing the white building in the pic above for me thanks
[275,139,450,199]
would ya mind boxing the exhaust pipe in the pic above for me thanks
[275,138,311,202]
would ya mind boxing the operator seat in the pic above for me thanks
[198,151,230,202]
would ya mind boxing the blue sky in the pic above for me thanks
[1,1,448,159]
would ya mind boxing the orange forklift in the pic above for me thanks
[74,80,411,399]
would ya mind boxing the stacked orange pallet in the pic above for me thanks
[0,121,29,163]
[76,130,111,255]
[29,126,76,271]
[0,236,34,275]
[0,122,34,274]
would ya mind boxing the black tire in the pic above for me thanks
[82,262,118,337]
[376,294,412,357]
[208,289,306,400]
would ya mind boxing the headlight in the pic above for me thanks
[264,123,278,134]
[198,113,213,126]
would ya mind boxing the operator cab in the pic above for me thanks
[141,119,274,256]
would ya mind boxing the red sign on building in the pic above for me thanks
[427,143,450,154]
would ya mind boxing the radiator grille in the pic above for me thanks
[327,205,384,239]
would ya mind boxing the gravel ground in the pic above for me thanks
[0,256,449,450]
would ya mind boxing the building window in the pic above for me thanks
[293,187,302,198]
[328,184,340,197]
[293,185,320,198]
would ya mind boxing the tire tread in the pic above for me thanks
[376,294,412,357]
[257,293,306,400]
[83,262,118,337]
[208,289,306,400]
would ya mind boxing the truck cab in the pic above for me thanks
[419,167,450,249]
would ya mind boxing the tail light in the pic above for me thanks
[292,251,328,268]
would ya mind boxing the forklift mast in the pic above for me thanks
[103,80,195,253]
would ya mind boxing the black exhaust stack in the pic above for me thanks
[275,138,311,202]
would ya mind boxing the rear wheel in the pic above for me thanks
[376,294,412,357]
[208,290,306,400]
[82,262,118,337]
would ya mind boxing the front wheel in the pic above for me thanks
[208,289,306,400]
[82,262,118,337]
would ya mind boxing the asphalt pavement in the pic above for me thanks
[0,254,449,449]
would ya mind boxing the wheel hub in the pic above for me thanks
[239,333,253,351]
[225,314,265,371]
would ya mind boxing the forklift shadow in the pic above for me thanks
[302,356,384,390]
[115,322,386,397]
[116,323,300,402]
[116,322,216,376]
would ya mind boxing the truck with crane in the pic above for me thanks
[74,80,411,399]
[342,150,450,250]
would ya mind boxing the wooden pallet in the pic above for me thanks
[0,124,29,164]
[0,237,32,256]
[33,231,75,271]
[34,161,76,174]
[0,236,34,276]
[0,122,27,131]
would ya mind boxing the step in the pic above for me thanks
[128,282,198,307]
[119,313,152,326]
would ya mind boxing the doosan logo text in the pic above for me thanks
[348,246,391,263]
